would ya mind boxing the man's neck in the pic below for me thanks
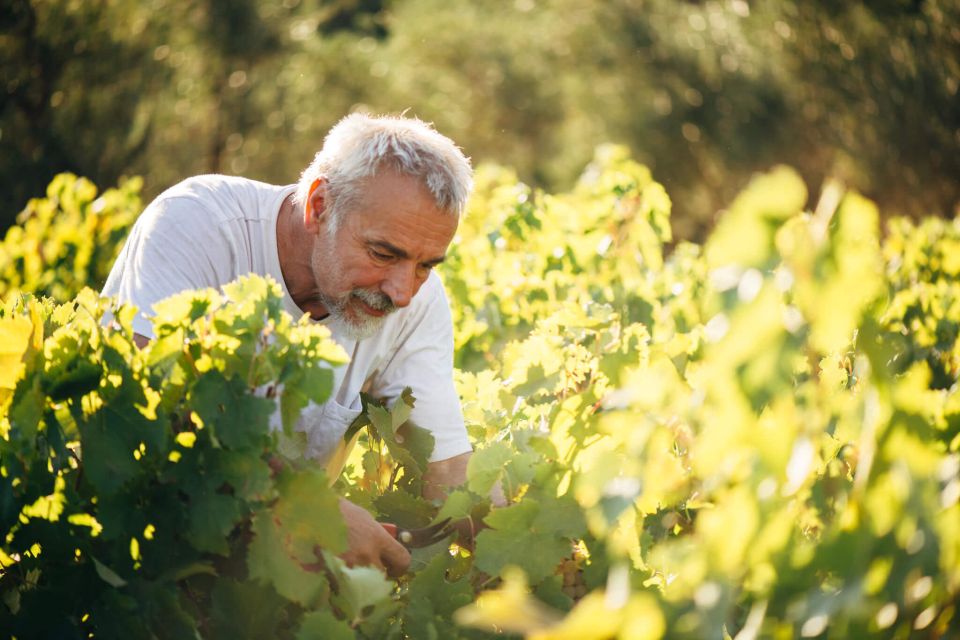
[276,196,328,319]
[275,195,299,291]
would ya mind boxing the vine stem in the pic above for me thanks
[182,344,201,377]
[388,463,402,491]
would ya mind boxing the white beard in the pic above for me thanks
[325,293,391,340]
[312,263,396,340]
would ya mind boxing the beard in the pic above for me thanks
[317,286,396,340]
[309,220,397,340]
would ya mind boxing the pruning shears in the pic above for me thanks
[380,517,478,549]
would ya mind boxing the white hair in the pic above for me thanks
[293,113,473,228]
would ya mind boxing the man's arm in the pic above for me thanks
[424,451,507,506]
[423,451,471,501]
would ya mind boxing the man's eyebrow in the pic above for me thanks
[369,240,446,265]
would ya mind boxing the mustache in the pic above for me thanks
[351,288,396,313]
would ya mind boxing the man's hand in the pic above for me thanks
[338,498,410,577]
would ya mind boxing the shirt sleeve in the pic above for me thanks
[101,195,235,338]
[368,274,472,463]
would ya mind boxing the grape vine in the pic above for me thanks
[1,152,958,638]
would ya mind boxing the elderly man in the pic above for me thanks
[101,113,474,576]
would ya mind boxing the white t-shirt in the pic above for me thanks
[101,174,471,464]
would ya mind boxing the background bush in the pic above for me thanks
[2,0,958,238]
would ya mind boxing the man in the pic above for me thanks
[101,113,475,576]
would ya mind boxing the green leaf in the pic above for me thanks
[373,490,434,528]
[281,365,334,433]
[467,442,513,496]
[276,430,308,461]
[157,562,217,583]
[92,556,128,588]
[366,393,435,481]
[274,468,346,559]
[43,358,102,401]
[152,289,217,329]
[145,327,185,367]
[220,275,282,331]
[296,610,355,640]
[0,316,33,390]
[279,385,310,436]
[247,509,330,606]
[79,411,141,495]
[705,166,807,269]
[473,498,582,584]
[512,364,561,399]
[532,492,587,539]
[0,473,17,534]
[504,450,540,493]
[208,578,291,640]
[393,387,416,426]
[474,525,571,585]
[95,489,147,542]
[191,371,275,450]
[409,551,474,615]
[395,421,435,479]
[9,382,44,442]
[212,451,273,502]
[135,582,200,640]
[109,394,170,455]
[186,486,241,555]
[434,489,476,524]
[330,560,395,620]
[534,575,573,610]
[403,552,474,639]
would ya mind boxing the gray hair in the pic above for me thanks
[293,113,473,228]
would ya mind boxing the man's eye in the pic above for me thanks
[371,250,392,261]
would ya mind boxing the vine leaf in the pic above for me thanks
[247,509,329,607]
[273,469,346,560]
[296,610,354,640]
[92,557,127,588]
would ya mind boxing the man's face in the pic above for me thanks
[309,172,458,339]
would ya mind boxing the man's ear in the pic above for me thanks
[304,177,327,233]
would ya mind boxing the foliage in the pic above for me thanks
[431,150,960,638]
[0,173,142,304]
[3,0,959,236]
[880,216,960,389]
[2,156,959,637]
[0,277,376,637]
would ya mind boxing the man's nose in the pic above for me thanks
[382,264,418,308]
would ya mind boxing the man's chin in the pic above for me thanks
[341,317,385,340]
[337,305,389,340]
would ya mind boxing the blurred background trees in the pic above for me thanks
[2,0,958,239]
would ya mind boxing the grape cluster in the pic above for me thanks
[558,548,587,601]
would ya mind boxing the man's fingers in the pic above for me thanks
[380,534,411,577]
[337,497,410,577]
[341,550,386,572]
